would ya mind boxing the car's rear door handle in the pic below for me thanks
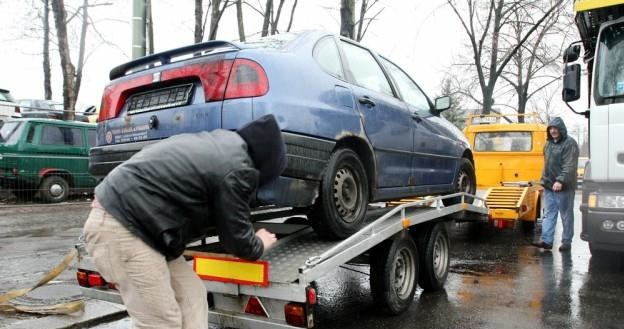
[358,96,376,107]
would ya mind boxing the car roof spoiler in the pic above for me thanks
[109,40,241,80]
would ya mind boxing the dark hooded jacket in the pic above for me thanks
[541,117,579,191]
[95,114,286,261]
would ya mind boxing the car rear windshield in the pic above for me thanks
[0,121,23,145]
[241,32,299,49]
[474,131,532,152]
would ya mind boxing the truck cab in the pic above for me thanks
[563,0,624,255]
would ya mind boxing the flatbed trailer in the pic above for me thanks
[76,192,488,328]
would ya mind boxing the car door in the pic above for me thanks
[339,40,414,188]
[379,58,457,186]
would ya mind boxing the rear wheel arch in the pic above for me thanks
[333,136,376,197]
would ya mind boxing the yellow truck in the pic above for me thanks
[463,114,546,229]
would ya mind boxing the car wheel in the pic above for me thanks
[417,223,450,291]
[39,176,69,203]
[309,148,369,239]
[442,158,476,206]
[370,233,419,315]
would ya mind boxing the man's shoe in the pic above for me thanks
[531,241,553,250]
[559,244,571,252]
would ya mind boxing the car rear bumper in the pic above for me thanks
[89,132,335,206]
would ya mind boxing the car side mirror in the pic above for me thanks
[563,44,581,63]
[562,64,581,102]
[434,96,451,112]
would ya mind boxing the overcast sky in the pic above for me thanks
[0,0,586,130]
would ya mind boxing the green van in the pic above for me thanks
[0,118,97,203]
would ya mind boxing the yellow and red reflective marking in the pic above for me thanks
[193,255,269,287]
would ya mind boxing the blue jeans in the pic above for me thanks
[541,188,575,246]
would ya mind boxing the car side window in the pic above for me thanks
[41,125,83,146]
[87,129,96,147]
[313,37,344,79]
[26,125,36,143]
[340,41,393,96]
[380,58,431,112]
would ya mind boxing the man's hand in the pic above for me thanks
[256,228,277,251]
[553,181,563,192]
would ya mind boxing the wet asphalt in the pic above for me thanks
[1,193,623,329]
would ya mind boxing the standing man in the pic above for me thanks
[83,114,286,329]
[533,117,579,252]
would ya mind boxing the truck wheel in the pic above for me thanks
[443,158,476,206]
[309,149,369,239]
[39,176,69,203]
[417,222,450,291]
[370,233,419,315]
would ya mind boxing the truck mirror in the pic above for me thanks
[435,96,451,112]
[562,64,581,102]
[563,44,581,63]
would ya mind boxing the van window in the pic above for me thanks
[87,129,96,147]
[474,131,532,152]
[0,122,22,145]
[41,125,83,146]
[26,125,36,143]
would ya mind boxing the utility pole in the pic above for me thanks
[132,0,146,59]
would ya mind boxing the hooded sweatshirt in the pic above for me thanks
[541,117,579,191]
[95,114,286,260]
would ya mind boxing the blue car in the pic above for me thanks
[90,30,476,239]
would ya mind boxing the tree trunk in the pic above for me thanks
[286,0,297,32]
[147,0,154,53]
[72,0,89,120]
[208,0,230,40]
[42,0,52,100]
[261,0,272,37]
[340,0,355,39]
[194,0,203,43]
[51,0,77,120]
[356,0,366,41]
[236,0,245,41]
[271,0,285,35]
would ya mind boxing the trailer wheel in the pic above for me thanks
[417,223,450,291]
[370,233,419,315]
[443,158,476,206]
[309,149,369,239]
[39,176,69,203]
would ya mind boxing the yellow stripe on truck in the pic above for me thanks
[194,256,269,287]
[575,0,624,12]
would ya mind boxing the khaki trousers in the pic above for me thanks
[83,206,208,329]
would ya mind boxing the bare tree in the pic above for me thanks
[447,0,566,114]
[209,0,231,40]
[236,0,245,41]
[193,0,232,42]
[246,0,298,37]
[340,0,355,39]
[497,0,574,121]
[195,0,203,43]
[42,0,52,100]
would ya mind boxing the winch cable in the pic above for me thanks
[0,248,85,314]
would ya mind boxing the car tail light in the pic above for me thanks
[224,59,268,99]
[88,273,107,287]
[284,302,306,327]
[244,296,268,317]
[76,270,89,287]
[306,286,316,305]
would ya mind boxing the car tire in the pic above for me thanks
[416,222,450,291]
[39,176,69,203]
[442,158,476,206]
[309,148,369,240]
[370,233,419,315]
